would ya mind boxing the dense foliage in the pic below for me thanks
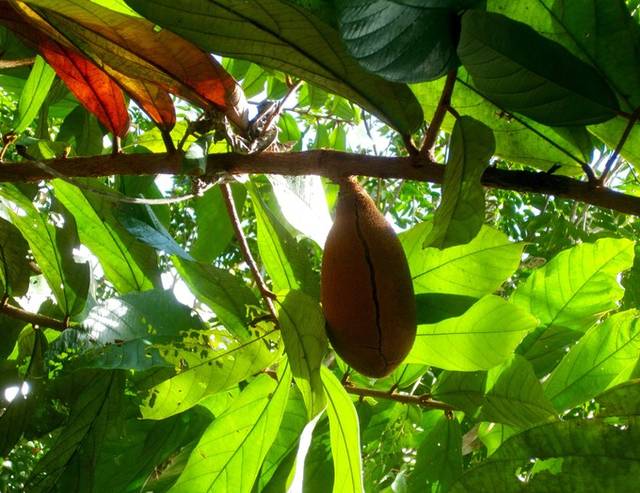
[1,0,640,492]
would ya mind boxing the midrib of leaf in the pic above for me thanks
[206,364,290,489]
[548,324,640,400]
[324,380,360,492]
[546,245,631,327]
[411,242,516,282]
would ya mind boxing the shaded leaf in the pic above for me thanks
[432,370,487,413]
[125,0,423,135]
[458,10,619,126]
[596,379,640,417]
[12,54,55,133]
[415,293,477,325]
[0,217,30,297]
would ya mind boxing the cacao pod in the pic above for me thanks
[321,177,416,378]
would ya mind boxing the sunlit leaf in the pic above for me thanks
[407,295,538,371]
[169,367,291,493]
[12,54,55,133]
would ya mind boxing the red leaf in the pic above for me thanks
[117,73,176,131]
[38,38,129,138]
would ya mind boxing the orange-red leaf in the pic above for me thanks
[116,72,176,131]
[39,38,129,138]
[18,0,248,130]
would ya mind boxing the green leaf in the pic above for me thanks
[432,370,487,413]
[480,355,557,429]
[173,256,260,339]
[451,418,640,492]
[412,72,589,172]
[57,104,105,156]
[249,181,319,298]
[321,366,364,493]
[169,367,291,493]
[141,328,281,419]
[458,10,619,126]
[13,55,56,133]
[256,389,308,491]
[407,295,538,371]
[27,371,125,492]
[402,224,524,297]
[415,293,478,325]
[544,310,640,411]
[512,238,635,332]
[338,0,461,82]
[0,217,30,297]
[425,116,495,248]
[53,179,157,293]
[516,325,583,377]
[277,291,328,419]
[124,0,423,135]
[596,378,640,417]
[0,184,89,316]
[278,112,302,144]
[408,414,462,493]
[56,289,205,370]
[94,407,212,493]
[191,183,245,263]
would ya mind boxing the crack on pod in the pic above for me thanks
[353,194,389,374]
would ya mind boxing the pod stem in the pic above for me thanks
[344,383,454,411]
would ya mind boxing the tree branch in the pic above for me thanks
[1,150,640,216]
[421,68,457,159]
[0,57,34,69]
[344,384,454,411]
[1,299,68,331]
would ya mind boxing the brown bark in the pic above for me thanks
[0,150,638,216]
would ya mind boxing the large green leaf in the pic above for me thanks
[596,379,640,417]
[169,368,291,493]
[57,104,105,156]
[431,370,487,413]
[408,414,462,493]
[544,310,640,411]
[425,115,494,248]
[27,371,125,492]
[489,0,640,112]
[55,289,205,371]
[512,238,635,332]
[94,407,212,493]
[124,0,423,135]
[458,10,619,126]
[277,290,327,419]
[480,355,557,429]
[12,55,56,133]
[516,325,583,377]
[173,256,260,339]
[140,328,281,419]
[53,179,157,293]
[249,182,319,298]
[407,295,538,371]
[321,367,364,493]
[412,71,590,172]
[338,0,462,82]
[451,418,640,492]
[0,184,89,316]
[590,117,640,170]
[402,223,524,297]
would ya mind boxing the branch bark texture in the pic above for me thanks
[1,150,639,216]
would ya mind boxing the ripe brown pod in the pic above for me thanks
[321,177,416,378]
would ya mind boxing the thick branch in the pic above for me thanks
[1,151,640,216]
[1,300,67,331]
[344,384,454,411]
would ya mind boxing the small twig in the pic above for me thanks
[0,133,17,162]
[261,80,304,132]
[0,298,68,331]
[220,182,279,321]
[421,69,457,159]
[0,57,35,69]
[111,136,122,156]
[343,384,454,411]
[599,107,640,185]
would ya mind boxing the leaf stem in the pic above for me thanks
[421,69,457,159]
[220,182,279,322]
[599,107,640,185]
[344,383,454,411]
